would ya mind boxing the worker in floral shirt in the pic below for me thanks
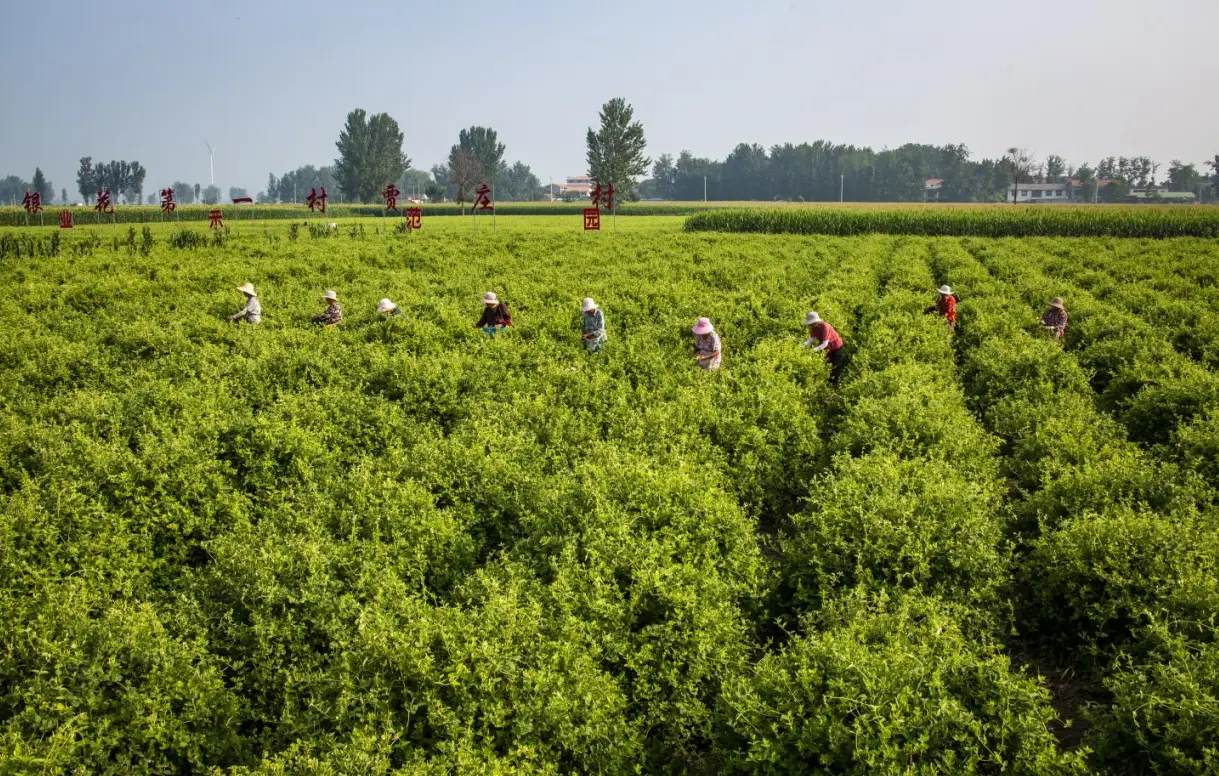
[1041,297,1068,338]
[313,290,343,326]
[580,297,606,353]
[926,284,958,328]
[691,317,722,370]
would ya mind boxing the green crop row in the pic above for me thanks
[2,226,1217,773]
[683,205,1219,238]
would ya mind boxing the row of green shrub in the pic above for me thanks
[929,239,1219,774]
[684,206,1219,238]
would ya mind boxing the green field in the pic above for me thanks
[3,217,1219,773]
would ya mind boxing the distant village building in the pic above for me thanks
[1005,182,1088,203]
[558,176,592,197]
[924,179,944,202]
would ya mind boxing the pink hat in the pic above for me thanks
[691,317,714,335]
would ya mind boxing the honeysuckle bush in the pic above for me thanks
[712,592,1087,775]
[2,219,1218,772]
[1088,630,1219,775]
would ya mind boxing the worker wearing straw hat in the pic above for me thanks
[377,298,402,317]
[926,284,958,328]
[691,317,723,370]
[313,290,343,326]
[1041,297,1068,338]
[580,297,606,353]
[227,283,261,324]
[802,311,845,384]
[475,291,512,336]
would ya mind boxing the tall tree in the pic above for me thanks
[586,97,650,200]
[264,174,279,203]
[1165,160,1200,193]
[202,185,221,205]
[1005,147,1037,202]
[1,175,30,205]
[229,187,249,200]
[649,154,677,200]
[31,168,53,203]
[1043,155,1068,183]
[127,162,146,205]
[452,127,506,185]
[172,181,196,205]
[448,149,483,215]
[61,188,67,205]
[76,157,94,203]
[334,109,410,202]
[194,183,201,202]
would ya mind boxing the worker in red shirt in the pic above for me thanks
[926,284,958,328]
[802,311,845,384]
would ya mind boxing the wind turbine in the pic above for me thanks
[204,140,216,186]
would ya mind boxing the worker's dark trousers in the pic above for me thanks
[828,347,845,385]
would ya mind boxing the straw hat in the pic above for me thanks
[1050,297,1065,309]
[323,290,338,301]
[377,298,396,314]
[692,317,714,335]
[236,282,257,297]
[804,311,822,326]
[937,285,953,295]
[482,291,499,304]
[582,297,598,312]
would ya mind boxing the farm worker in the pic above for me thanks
[313,290,343,326]
[377,298,402,317]
[1041,297,1068,338]
[927,284,958,328]
[227,283,261,324]
[691,317,722,370]
[580,297,606,352]
[802,311,845,384]
[475,291,512,336]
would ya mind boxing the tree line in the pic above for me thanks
[11,101,1216,207]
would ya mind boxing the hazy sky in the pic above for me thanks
[2,0,1216,199]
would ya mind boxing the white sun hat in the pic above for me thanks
[582,297,597,312]
[323,290,339,301]
[377,298,396,314]
[937,285,953,295]
[482,291,499,304]
[804,311,822,326]
[236,282,257,297]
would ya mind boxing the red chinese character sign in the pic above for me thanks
[306,187,327,214]
[208,209,224,229]
[590,181,615,211]
[472,183,496,233]
[405,207,422,231]
[95,187,115,223]
[382,184,400,212]
[160,188,176,218]
[22,191,43,225]
[59,210,73,229]
[583,208,601,231]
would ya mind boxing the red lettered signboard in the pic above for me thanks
[583,208,601,231]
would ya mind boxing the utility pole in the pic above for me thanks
[840,173,844,203]
[703,175,707,202]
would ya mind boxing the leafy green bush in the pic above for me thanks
[784,452,1007,614]
[1089,634,1219,775]
[1021,509,1219,661]
[714,593,1086,774]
